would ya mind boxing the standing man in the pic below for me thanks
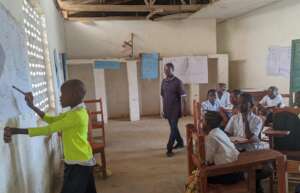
[161,63,186,157]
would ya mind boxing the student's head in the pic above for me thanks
[207,89,217,103]
[217,83,226,93]
[164,63,174,77]
[239,93,254,114]
[230,89,242,105]
[267,86,278,99]
[204,111,223,132]
[60,79,86,108]
[295,91,300,107]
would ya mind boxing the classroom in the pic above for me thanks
[1,0,300,193]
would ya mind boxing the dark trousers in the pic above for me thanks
[295,184,300,193]
[256,164,273,193]
[208,172,244,185]
[61,164,97,193]
[167,118,184,152]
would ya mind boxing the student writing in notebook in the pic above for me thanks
[204,111,243,184]
[225,93,264,151]
[259,86,285,108]
[225,93,272,193]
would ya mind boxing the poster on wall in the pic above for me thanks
[0,4,33,123]
[162,56,208,84]
[141,53,159,80]
[267,46,291,78]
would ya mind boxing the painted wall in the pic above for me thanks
[137,63,161,116]
[64,18,217,118]
[105,63,130,119]
[0,0,66,193]
[217,0,300,93]
[64,19,217,59]
[68,64,96,111]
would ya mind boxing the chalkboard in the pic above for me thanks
[290,39,300,92]
[0,4,32,123]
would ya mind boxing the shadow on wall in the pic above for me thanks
[229,60,246,89]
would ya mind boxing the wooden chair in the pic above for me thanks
[84,98,106,146]
[194,100,229,131]
[264,107,300,187]
[189,100,256,193]
[87,111,107,179]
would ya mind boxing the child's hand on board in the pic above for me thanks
[24,92,34,108]
[3,127,12,143]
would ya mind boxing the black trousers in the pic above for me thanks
[167,118,184,152]
[60,164,97,193]
[208,172,244,185]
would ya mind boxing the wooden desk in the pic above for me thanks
[204,149,287,193]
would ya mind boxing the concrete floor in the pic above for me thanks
[53,116,298,193]
[95,116,192,193]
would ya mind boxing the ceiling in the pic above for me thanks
[189,0,281,22]
[56,0,212,20]
[56,0,281,21]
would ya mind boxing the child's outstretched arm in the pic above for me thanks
[3,127,28,143]
[24,92,45,118]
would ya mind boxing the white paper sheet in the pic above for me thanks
[267,46,291,78]
[162,56,208,84]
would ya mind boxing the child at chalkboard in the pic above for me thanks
[3,79,98,193]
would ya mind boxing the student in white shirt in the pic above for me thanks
[225,93,263,151]
[259,86,285,108]
[259,86,285,124]
[225,93,272,193]
[204,111,243,184]
[216,83,232,109]
[201,89,221,113]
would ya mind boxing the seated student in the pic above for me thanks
[225,93,272,193]
[225,93,263,151]
[259,86,285,124]
[3,79,98,193]
[216,83,232,109]
[204,111,243,185]
[230,89,242,114]
[201,89,221,113]
[259,86,285,108]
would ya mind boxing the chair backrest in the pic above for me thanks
[84,98,105,145]
[84,98,104,123]
[186,124,206,176]
[272,109,300,150]
[87,110,94,144]
[193,100,202,134]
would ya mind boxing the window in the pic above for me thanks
[22,0,54,112]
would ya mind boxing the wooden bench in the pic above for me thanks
[186,123,287,193]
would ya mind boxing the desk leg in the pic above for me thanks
[247,168,256,193]
[276,156,287,193]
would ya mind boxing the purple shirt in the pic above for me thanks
[161,76,186,119]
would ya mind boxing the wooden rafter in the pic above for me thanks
[57,1,203,13]
[68,16,145,21]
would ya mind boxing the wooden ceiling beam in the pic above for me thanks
[57,1,203,12]
[68,16,146,21]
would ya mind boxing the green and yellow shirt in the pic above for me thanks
[28,104,93,163]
